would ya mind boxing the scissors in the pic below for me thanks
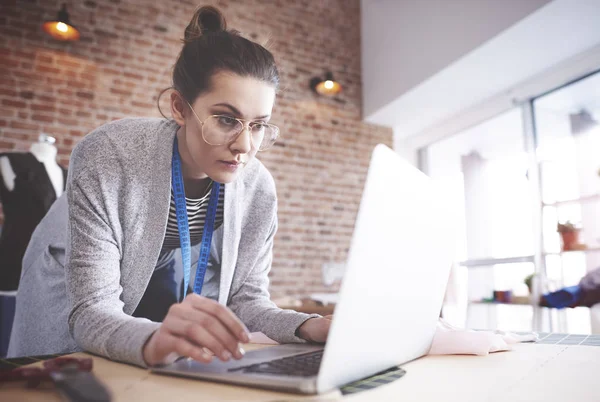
[0,356,112,401]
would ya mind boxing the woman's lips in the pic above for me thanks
[219,160,242,171]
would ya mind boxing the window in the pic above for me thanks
[424,70,600,333]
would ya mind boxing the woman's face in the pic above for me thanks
[171,71,276,183]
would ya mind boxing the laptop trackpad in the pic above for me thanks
[166,344,324,373]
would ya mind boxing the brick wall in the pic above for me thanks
[0,0,392,298]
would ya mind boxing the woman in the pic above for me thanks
[8,6,331,367]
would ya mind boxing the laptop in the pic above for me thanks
[152,144,455,394]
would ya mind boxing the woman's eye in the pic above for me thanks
[218,116,237,126]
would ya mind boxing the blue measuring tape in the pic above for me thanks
[172,137,221,298]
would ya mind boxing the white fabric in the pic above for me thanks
[429,318,538,356]
[30,142,63,198]
[0,156,16,191]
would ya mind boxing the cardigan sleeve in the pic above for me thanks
[226,207,321,343]
[65,143,160,367]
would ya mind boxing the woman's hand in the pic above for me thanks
[142,293,250,366]
[296,315,333,343]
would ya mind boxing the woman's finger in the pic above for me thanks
[158,331,213,364]
[196,313,245,359]
[185,294,250,342]
[170,303,244,359]
[163,314,233,361]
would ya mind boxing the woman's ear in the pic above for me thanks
[170,92,187,126]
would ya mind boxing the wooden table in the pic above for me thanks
[275,298,336,316]
[2,343,599,401]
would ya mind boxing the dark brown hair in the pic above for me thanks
[171,5,279,104]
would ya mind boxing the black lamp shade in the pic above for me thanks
[42,4,80,41]
[310,71,342,96]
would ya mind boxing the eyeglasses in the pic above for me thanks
[186,102,280,151]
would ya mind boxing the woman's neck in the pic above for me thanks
[176,127,212,199]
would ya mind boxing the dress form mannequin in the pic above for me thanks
[0,134,67,291]
[0,134,63,197]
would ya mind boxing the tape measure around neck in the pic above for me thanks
[172,137,221,298]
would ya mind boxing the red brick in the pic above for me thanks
[80,72,96,82]
[0,88,17,97]
[110,87,132,96]
[2,99,27,108]
[2,131,30,141]
[32,114,54,123]
[13,50,34,59]
[12,70,43,82]
[102,67,121,75]
[75,91,94,100]
[37,54,54,64]
[1,28,22,37]
[57,58,82,69]
[131,101,153,109]
[57,117,78,126]
[31,104,56,113]
[123,72,143,80]
[61,99,85,108]
[0,140,15,149]
[134,39,152,47]
[19,91,34,100]
[36,95,54,103]
[46,77,66,86]
[10,121,39,130]
[68,81,88,89]
[36,65,61,75]
[0,76,16,87]
[75,111,92,118]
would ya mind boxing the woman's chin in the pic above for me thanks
[209,170,241,184]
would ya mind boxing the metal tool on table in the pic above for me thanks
[0,356,112,401]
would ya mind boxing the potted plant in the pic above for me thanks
[524,273,535,294]
[557,221,581,251]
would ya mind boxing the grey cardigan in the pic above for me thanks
[8,118,317,366]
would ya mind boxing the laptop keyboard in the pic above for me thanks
[228,350,323,377]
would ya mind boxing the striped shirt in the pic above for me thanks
[161,185,225,250]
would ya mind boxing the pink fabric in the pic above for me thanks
[249,320,538,355]
[429,319,538,356]
[249,332,279,345]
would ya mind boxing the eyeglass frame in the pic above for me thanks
[185,101,280,151]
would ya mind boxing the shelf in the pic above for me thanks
[544,246,600,256]
[469,299,532,306]
[458,255,534,267]
[542,193,600,207]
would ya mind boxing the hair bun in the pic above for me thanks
[184,6,227,42]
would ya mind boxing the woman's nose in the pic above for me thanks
[230,125,253,154]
